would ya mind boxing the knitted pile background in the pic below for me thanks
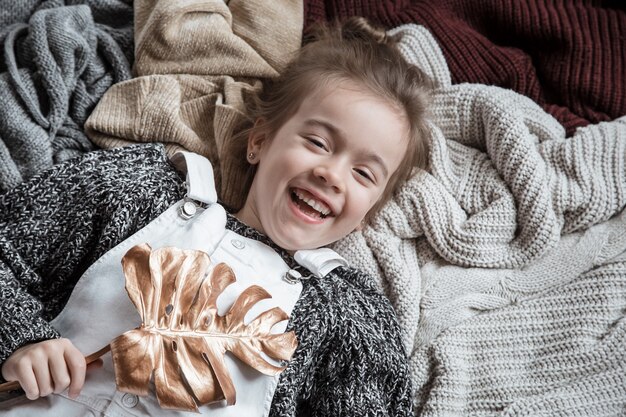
[303,0,626,136]
[2,2,625,414]
[0,0,132,192]
[84,0,303,210]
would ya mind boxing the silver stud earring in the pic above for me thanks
[247,152,256,162]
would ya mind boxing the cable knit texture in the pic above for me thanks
[303,0,626,136]
[331,24,626,416]
[84,0,303,210]
[0,144,413,416]
[0,0,132,192]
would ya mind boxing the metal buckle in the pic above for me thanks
[178,200,198,220]
[283,269,314,284]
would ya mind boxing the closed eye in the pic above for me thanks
[355,168,374,183]
[306,137,328,151]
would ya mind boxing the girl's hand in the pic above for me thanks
[1,338,99,400]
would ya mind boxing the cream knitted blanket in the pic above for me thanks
[332,24,626,416]
[85,0,302,209]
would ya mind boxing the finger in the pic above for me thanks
[48,354,71,395]
[31,356,54,398]
[16,362,39,400]
[64,347,86,399]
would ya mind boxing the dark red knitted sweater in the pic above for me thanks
[304,0,626,136]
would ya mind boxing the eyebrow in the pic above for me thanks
[303,119,390,179]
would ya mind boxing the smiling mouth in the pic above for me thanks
[290,188,332,219]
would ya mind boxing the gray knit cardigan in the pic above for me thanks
[0,144,413,416]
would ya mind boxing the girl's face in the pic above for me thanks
[236,80,409,251]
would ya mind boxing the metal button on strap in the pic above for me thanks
[179,200,197,220]
[284,269,302,284]
[121,393,138,408]
[231,239,245,249]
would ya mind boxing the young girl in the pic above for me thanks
[0,18,431,416]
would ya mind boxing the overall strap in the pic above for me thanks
[170,151,218,205]
[294,248,348,278]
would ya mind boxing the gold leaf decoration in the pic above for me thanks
[110,243,298,411]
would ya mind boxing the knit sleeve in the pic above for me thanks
[271,266,414,416]
[309,267,414,416]
[0,144,184,367]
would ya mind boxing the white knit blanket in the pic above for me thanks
[333,24,626,416]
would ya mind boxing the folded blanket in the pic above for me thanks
[304,0,626,136]
[332,23,626,416]
[412,214,626,416]
[0,0,132,192]
[85,0,303,209]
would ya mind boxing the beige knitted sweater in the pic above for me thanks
[332,24,626,416]
[85,0,302,209]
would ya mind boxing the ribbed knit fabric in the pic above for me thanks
[0,0,41,26]
[412,241,626,416]
[303,0,626,136]
[331,24,626,416]
[85,0,303,210]
[0,144,414,416]
[0,0,132,192]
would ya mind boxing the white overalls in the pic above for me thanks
[0,152,347,417]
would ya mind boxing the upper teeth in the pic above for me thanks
[294,189,331,216]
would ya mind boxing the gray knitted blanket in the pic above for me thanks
[0,0,132,192]
[333,24,626,416]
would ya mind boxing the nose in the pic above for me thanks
[313,163,345,193]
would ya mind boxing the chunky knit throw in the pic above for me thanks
[0,0,132,192]
[303,0,626,136]
[85,0,303,210]
[331,24,626,416]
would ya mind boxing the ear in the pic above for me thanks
[247,118,269,164]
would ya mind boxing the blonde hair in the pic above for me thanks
[229,17,433,221]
